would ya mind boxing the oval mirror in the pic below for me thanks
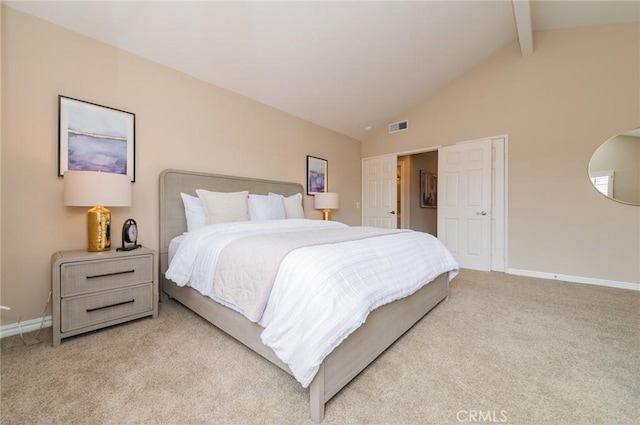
[588,127,640,206]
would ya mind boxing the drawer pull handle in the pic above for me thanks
[86,299,135,313]
[86,269,135,279]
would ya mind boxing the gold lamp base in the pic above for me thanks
[322,209,332,221]
[87,205,111,252]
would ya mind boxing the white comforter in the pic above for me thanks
[166,219,458,387]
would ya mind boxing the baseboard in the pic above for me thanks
[507,268,640,291]
[0,316,52,339]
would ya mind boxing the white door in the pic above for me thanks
[362,155,398,228]
[438,139,492,270]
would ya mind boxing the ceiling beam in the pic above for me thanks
[512,0,533,56]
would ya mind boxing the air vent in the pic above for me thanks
[388,120,409,134]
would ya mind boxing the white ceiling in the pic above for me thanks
[5,1,639,141]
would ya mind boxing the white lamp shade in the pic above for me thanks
[63,170,131,207]
[314,192,339,209]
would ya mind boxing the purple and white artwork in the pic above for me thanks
[307,156,328,195]
[59,96,135,180]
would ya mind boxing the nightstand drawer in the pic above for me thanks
[61,283,153,332]
[61,255,153,297]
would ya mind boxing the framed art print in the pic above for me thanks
[307,155,328,195]
[58,95,136,181]
[420,170,437,208]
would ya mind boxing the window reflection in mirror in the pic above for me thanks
[588,127,640,206]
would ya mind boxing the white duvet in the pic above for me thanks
[166,219,458,387]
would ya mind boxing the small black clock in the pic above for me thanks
[117,218,142,251]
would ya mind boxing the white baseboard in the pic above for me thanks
[507,268,640,291]
[0,316,52,339]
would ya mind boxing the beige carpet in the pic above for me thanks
[1,269,638,424]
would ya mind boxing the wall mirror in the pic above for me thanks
[588,127,640,206]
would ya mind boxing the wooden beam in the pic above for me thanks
[512,0,533,57]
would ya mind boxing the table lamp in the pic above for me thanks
[314,192,339,221]
[63,170,131,252]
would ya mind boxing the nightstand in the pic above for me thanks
[51,247,158,346]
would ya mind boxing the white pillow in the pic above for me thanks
[248,194,286,221]
[180,192,207,232]
[269,192,305,219]
[196,189,250,224]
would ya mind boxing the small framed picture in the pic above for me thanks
[307,155,328,195]
[58,95,135,181]
[420,170,437,208]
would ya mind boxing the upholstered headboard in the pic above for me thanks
[159,169,304,275]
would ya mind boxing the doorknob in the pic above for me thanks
[476,211,487,216]
[388,211,396,215]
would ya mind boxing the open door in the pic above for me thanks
[362,155,398,229]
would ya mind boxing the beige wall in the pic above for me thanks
[363,23,640,285]
[0,8,361,324]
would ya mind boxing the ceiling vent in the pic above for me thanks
[388,120,409,134]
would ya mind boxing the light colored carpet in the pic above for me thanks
[1,269,638,424]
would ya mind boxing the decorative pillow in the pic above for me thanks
[180,192,207,232]
[195,189,250,224]
[248,194,286,221]
[269,192,305,219]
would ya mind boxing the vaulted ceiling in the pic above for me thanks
[5,1,639,140]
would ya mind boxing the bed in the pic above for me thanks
[159,168,457,423]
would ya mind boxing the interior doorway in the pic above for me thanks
[363,135,507,272]
[397,151,438,236]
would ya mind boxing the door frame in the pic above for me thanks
[397,160,407,229]
[362,134,508,271]
[451,135,507,271]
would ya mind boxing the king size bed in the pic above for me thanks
[159,168,458,422]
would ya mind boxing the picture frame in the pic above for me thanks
[420,170,437,208]
[58,95,136,181]
[307,155,328,195]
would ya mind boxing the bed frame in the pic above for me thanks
[159,169,449,423]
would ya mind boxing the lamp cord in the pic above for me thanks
[17,290,52,346]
